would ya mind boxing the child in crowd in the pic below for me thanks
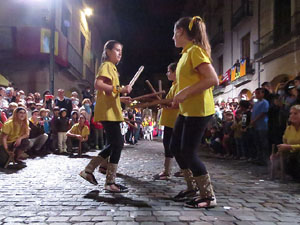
[231,110,244,159]
[56,108,69,154]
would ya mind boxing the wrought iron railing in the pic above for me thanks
[232,0,253,28]
[210,30,224,49]
[67,42,83,75]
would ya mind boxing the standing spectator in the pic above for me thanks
[50,107,60,152]
[56,108,69,154]
[251,88,270,164]
[0,87,9,109]
[91,115,104,150]
[80,98,92,122]
[82,87,93,100]
[54,89,72,117]
[42,90,54,111]
[5,87,16,103]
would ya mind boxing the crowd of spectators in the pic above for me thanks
[1,75,300,181]
[0,86,159,167]
[206,75,300,179]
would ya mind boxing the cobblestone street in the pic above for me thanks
[1,139,300,225]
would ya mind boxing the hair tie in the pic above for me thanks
[188,16,202,31]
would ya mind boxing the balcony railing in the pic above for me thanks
[232,0,253,28]
[210,30,224,49]
[68,42,83,75]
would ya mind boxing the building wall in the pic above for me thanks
[211,0,300,102]
[0,0,101,94]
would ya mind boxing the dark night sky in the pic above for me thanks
[95,0,188,96]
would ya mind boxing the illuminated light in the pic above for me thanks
[84,8,93,16]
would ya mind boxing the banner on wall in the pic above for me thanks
[40,28,58,55]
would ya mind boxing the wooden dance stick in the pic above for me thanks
[158,80,163,99]
[131,91,165,101]
[124,118,142,124]
[131,99,172,109]
[145,80,161,100]
[129,66,144,87]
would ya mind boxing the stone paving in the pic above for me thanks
[1,139,300,225]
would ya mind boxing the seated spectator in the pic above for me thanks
[66,114,90,156]
[277,104,300,179]
[0,107,30,165]
[28,109,48,155]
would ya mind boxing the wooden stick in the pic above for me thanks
[131,99,172,108]
[145,80,161,100]
[158,80,162,99]
[129,66,144,87]
[132,91,165,101]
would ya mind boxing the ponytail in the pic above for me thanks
[175,16,211,59]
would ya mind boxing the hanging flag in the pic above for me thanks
[218,74,223,84]
[40,28,59,55]
[223,69,231,82]
[240,59,246,77]
[231,66,236,81]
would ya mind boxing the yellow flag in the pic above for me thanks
[40,28,58,56]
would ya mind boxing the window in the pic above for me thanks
[241,33,250,61]
[61,3,71,38]
[274,0,291,42]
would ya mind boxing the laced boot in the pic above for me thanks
[153,157,172,180]
[173,169,197,201]
[79,155,106,185]
[104,163,128,193]
[185,173,217,208]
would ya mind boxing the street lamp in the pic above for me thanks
[84,8,93,17]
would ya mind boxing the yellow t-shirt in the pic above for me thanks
[283,125,300,152]
[159,82,179,128]
[1,119,27,144]
[94,61,123,122]
[176,42,215,117]
[69,123,90,137]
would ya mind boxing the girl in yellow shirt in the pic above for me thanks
[80,40,132,193]
[154,62,179,180]
[170,16,219,208]
[0,107,30,165]
[278,105,300,152]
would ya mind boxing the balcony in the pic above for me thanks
[254,11,300,60]
[232,59,255,87]
[213,85,225,96]
[210,30,224,49]
[232,0,253,28]
[67,42,83,75]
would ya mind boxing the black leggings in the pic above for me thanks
[163,126,173,158]
[98,121,123,164]
[170,115,212,177]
